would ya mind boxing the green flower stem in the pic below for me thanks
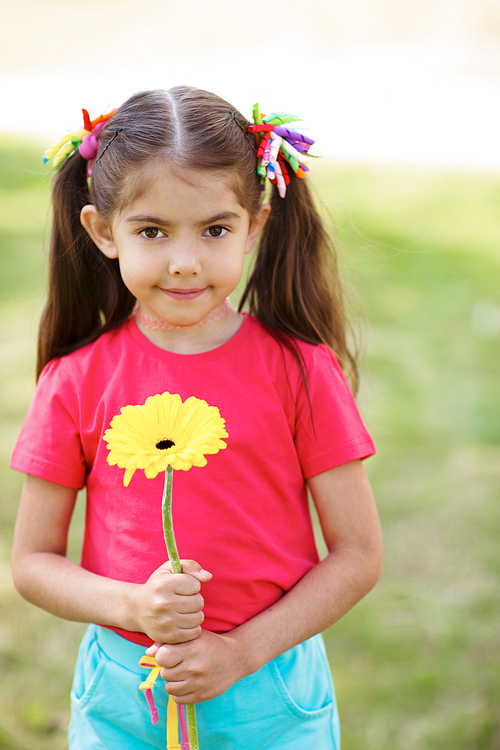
[186,704,199,749]
[162,466,182,574]
[162,467,200,750]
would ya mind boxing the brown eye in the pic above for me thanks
[140,228,164,239]
[205,226,227,238]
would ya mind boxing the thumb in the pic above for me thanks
[179,559,213,582]
[146,642,161,657]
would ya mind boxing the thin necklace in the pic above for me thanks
[133,297,231,331]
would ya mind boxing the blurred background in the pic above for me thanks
[1,1,499,748]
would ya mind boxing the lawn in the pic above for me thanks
[0,137,499,749]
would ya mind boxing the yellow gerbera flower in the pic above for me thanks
[103,392,228,486]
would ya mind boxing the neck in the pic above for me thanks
[132,298,244,354]
[133,298,231,331]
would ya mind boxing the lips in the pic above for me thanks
[161,288,206,300]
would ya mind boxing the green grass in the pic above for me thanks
[1,137,499,749]
[313,162,500,749]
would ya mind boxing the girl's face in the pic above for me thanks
[82,163,269,346]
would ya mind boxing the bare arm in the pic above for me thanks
[155,459,383,702]
[236,458,383,665]
[11,475,210,643]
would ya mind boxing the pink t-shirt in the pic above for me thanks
[11,315,375,646]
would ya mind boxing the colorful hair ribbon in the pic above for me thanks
[42,107,117,174]
[248,104,315,197]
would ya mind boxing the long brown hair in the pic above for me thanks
[38,86,359,392]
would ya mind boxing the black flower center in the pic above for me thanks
[156,439,175,450]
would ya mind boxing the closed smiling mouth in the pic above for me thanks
[161,288,206,299]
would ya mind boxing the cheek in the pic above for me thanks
[219,254,246,285]
[116,259,149,295]
[119,252,158,282]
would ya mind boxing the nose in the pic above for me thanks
[167,240,201,277]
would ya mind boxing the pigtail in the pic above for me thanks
[240,176,359,394]
[36,153,134,379]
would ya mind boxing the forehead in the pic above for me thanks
[117,161,246,217]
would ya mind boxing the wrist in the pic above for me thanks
[114,581,144,634]
[225,623,269,678]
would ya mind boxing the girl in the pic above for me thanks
[11,87,382,750]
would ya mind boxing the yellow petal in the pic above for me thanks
[104,392,227,484]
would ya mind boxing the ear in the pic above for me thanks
[244,202,271,255]
[80,205,118,259]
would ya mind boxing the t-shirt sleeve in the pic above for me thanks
[10,358,87,488]
[294,345,376,478]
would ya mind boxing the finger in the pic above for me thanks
[163,625,202,644]
[154,560,211,584]
[145,642,161,656]
[171,574,203,596]
[174,593,205,615]
[160,665,186,682]
[177,611,204,629]
[179,560,212,582]
[160,662,197,688]
[164,684,197,704]
[156,646,184,670]
[164,680,191,697]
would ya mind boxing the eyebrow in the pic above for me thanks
[126,211,243,225]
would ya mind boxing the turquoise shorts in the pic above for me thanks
[69,624,340,750]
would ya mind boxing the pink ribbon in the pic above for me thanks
[78,121,106,160]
